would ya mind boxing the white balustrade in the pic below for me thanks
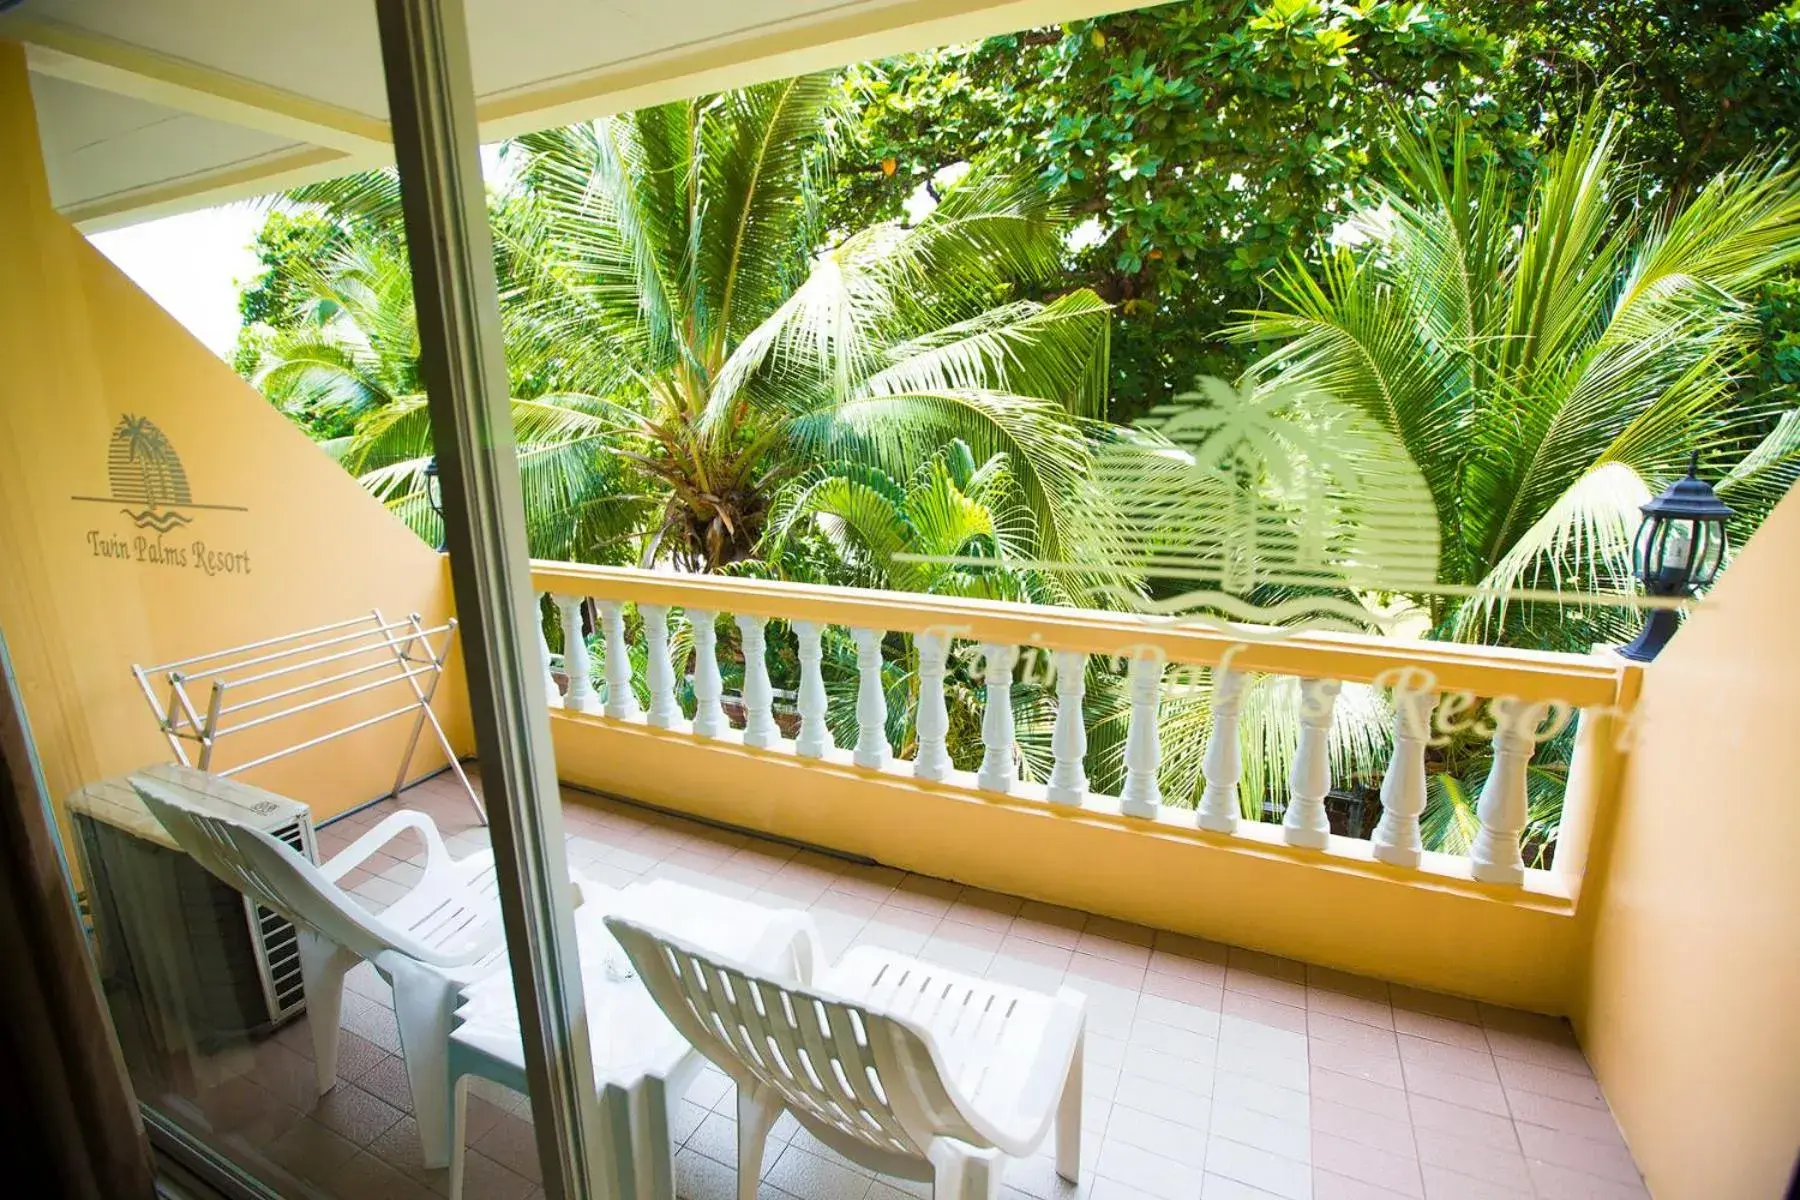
[1282,677,1342,848]
[976,643,1019,794]
[912,631,954,781]
[850,627,891,768]
[597,600,641,721]
[735,614,780,749]
[536,593,561,708]
[689,609,727,738]
[1372,684,1436,868]
[533,574,1602,887]
[552,594,601,714]
[1119,652,1163,817]
[1196,666,1247,832]
[793,620,834,759]
[641,604,679,729]
[1044,650,1088,806]
[1471,696,1547,885]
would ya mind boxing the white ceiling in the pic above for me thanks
[1,0,1135,228]
[30,72,302,211]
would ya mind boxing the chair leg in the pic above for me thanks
[295,931,358,1096]
[385,956,459,1168]
[1056,1033,1083,1182]
[929,1143,1005,1200]
[446,1075,470,1200]
[736,1086,783,1200]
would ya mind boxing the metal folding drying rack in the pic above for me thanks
[132,610,484,823]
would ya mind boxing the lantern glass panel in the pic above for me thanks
[1650,519,1676,584]
[1693,519,1728,586]
[1632,518,1654,577]
[1663,520,1693,572]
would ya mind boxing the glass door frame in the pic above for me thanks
[0,4,606,1194]
[371,2,603,1197]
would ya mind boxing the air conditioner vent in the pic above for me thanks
[69,774,316,1035]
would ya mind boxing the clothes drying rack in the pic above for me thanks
[131,610,484,823]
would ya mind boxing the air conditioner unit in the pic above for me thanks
[69,768,314,1052]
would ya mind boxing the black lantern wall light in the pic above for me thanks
[423,455,446,552]
[1619,455,1732,662]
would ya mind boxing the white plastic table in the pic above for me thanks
[444,879,817,1200]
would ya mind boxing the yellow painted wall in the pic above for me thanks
[0,43,470,822]
[1576,485,1800,1199]
[551,714,1589,1013]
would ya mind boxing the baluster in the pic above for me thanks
[1196,666,1247,832]
[641,604,679,729]
[1282,677,1342,848]
[912,631,954,781]
[536,593,562,708]
[552,594,600,713]
[597,600,641,721]
[689,609,727,738]
[735,614,779,749]
[1045,650,1088,806]
[851,628,891,768]
[1119,651,1163,817]
[1372,684,1437,868]
[977,643,1019,794]
[793,620,834,759]
[1471,697,1545,885]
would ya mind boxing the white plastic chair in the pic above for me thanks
[445,879,821,1200]
[132,771,584,1168]
[606,913,1087,1200]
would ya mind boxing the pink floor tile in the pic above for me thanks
[157,775,1648,1200]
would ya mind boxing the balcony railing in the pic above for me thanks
[528,562,1636,899]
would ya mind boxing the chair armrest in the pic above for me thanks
[321,810,448,883]
[946,988,1086,1156]
[749,911,823,985]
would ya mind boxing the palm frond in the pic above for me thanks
[864,292,1113,418]
[785,388,1099,596]
[1422,772,1483,857]
[1718,408,1800,536]
[695,75,838,357]
[1450,461,1650,642]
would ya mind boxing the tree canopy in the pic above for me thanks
[232,2,1800,863]
[826,0,1800,421]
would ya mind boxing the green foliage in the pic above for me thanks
[1234,108,1800,646]
[828,0,1800,423]
[1234,108,1800,848]
[1471,0,1800,195]
[501,82,1110,576]
[830,0,1525,421]
[238,77,1112,580]
[232,209,354,433]
[765,440,1046,599]
[232,11,1800,862]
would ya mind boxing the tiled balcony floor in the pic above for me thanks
[168,770,1648,1200]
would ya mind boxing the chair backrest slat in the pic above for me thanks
[132,775,434,964]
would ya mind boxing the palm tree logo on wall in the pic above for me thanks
[1076,376,1442,636]
[894,376,1443,638]
[72,415,246,531]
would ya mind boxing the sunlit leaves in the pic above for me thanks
[1232,108,1800,644]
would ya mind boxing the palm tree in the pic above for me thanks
[243,200,658,562]
[249,76,1111,580]
[1229,106,1800,854]
[1233,107,1800,646]
[758,440,1052,766]
[764,440,1048,599]
[491,75,1110,578]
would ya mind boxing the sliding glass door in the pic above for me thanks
[0,3,596,1195]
